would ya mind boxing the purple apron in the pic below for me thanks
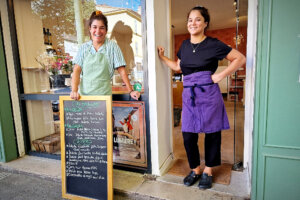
[181,71,230,133]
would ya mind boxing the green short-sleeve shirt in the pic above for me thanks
[73,38,126,78]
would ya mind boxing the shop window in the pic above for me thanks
[14,0,146,167]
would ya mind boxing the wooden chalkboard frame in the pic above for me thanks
[60,96,113,200]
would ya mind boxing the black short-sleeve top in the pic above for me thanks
[177,37,232,75]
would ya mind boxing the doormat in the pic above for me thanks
[167,159,232,185]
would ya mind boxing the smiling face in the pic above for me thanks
[187,10,208,36]
[89,19,107,44]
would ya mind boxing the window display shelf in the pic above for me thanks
[21,87,145,101]
[21,93,65,101]
[21,87,71,100]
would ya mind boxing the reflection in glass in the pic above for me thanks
[98,3,143,90]
[111,21,135,74]
[31,0,95,49]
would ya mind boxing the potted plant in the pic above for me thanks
[36,52,73,89]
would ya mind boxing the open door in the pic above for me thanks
[169,0,248,185]
[252,0,300,199]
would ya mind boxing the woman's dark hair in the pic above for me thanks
[187,6,210,31]
[89,11,108,30]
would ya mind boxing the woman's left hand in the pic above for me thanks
[130,91,140,100]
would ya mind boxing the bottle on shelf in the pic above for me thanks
[46,29,50,45]
[43,28,47,45]
[48,29,52,46]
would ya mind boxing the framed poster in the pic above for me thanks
[112,101,147,168]
[60,96,113,200]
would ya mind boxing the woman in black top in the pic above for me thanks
[158,6,246,189]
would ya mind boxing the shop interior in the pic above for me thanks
[168,0,248,185]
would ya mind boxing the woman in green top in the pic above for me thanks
[70,11,140,100]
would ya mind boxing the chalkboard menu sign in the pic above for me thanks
[60,96,113,200]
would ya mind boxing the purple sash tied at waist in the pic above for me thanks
[184,82,214,107]
[181,71,230,133]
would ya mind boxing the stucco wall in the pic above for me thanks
[146,0,173,175]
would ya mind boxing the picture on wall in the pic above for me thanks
[112,101,147,168]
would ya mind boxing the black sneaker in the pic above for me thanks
[183,171,201,186]
[198,173,213,189]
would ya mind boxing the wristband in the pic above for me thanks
[129,90,134,99]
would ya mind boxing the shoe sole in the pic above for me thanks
[198,185,212,190]
[184,182,195,187]
[184,180,198,187]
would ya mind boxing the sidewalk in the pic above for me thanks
[0,156,250,200]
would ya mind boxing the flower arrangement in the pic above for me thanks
[35,52,73,75]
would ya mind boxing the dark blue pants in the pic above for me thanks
[182,131,221,169]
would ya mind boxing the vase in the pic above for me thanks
[49,74,71,89]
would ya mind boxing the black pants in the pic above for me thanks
[182,131,221,169]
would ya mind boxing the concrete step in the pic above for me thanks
[114,172,250,200]
[0,156,250,200]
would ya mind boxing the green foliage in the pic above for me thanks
[31,0,96,44]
